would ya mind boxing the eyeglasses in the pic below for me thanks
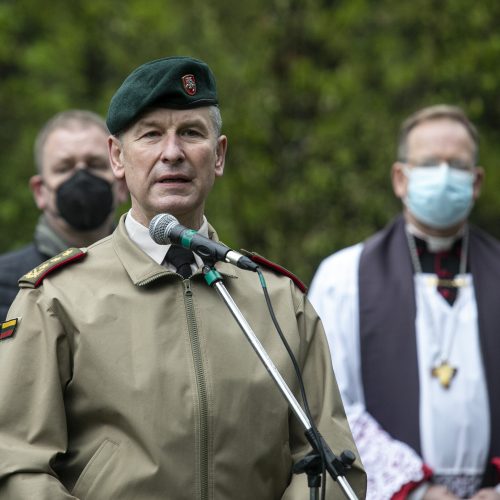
[404,157,475,171]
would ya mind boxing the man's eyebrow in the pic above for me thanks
[133,117,208,130]
[85,153,108,162]
[178,118,209,129]
[134,119,162,130]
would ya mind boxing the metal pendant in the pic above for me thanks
[431,361,457,389]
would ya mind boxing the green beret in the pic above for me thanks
[106,56,218,135]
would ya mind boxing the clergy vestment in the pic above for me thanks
[309,216,500,499]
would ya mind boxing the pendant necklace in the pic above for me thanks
[405,228,469,389]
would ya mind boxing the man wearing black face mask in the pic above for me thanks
[0,109,128,319]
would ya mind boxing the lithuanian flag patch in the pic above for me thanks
[0,318,19,342]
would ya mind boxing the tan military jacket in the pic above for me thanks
[0,215,366,499]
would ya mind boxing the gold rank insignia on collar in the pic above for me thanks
[19,247,87,288]
[0,318,19,342]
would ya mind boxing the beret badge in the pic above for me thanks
[182,74,197,96]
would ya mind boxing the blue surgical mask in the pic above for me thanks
[404,163,475,229]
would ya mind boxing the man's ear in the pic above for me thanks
[391,162,408,200]
[108,136,125,180]
[473,166,484,200]
[29,174,46,210]
[214,135,227,178]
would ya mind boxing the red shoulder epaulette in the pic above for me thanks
[19,247,87,288]
[242,250,308,293]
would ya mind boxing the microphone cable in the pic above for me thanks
[256,268,328,500]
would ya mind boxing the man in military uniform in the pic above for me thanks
[0,57,366,499]
[0,109,128,319]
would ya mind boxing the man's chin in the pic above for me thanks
[153,205,186,218]
[151,204,203,227]
[405,210,466,237]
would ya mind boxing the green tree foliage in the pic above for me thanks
[1,0,500,284]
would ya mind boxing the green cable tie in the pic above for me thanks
[258,271,267,288]
[181,229,197,247]
[204,268,222,286]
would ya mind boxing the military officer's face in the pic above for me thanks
[109,107,227,229]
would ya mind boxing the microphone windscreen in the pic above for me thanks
[149,213,179,245]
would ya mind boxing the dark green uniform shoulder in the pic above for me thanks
[241,250,308,293]
[19,247,87,289]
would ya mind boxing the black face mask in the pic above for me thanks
[56,169,114,231]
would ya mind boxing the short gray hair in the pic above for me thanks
[397,104,479,163]
[209,105,223,137]
[34,110,108,174]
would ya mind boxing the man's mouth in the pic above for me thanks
[158,177,189,183]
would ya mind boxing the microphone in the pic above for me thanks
[149,213,259,272]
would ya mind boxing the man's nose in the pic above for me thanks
[160,134,185,164]
[74,161,88,171]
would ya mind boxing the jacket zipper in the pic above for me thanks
[136,271,170,287]
[183,279,209,500]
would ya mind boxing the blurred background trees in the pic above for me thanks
[1,0,500,284]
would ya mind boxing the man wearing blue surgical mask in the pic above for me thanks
[310,105,500,500]
[0,110,129,319]
[393,112,483,236]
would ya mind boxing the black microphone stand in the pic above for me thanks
[201,265,359,500]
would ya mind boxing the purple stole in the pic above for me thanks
[359,215,500,485]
